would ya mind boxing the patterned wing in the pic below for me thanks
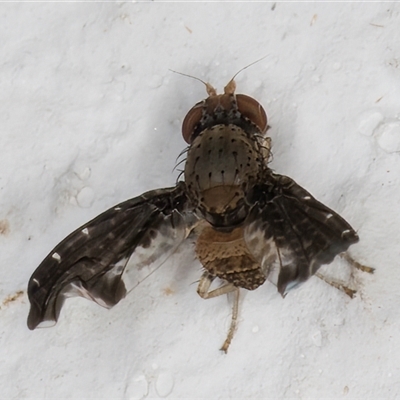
[27,182,198,330]
[244,173,359,295]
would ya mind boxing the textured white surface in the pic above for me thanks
[1,3,400,399]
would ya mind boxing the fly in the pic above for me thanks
[27,72,373,352]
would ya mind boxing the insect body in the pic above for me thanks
[27,78,361,351]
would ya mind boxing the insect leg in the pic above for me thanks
[261,136,272,162]
[197,271,240,353]
[220,288,240,354]
[315,272,357,298]
[197,271,237,299]
[341,253,375,274]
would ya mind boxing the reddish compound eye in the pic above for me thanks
[236,94,268,134]
[182,102,203,144]
[181,93,268,144]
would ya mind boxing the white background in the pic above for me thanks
[1,2,400,399]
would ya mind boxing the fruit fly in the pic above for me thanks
[27,72,372,352]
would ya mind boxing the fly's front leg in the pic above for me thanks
[260,136,272,164]
[197,272,240,353]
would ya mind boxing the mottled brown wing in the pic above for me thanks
[27,182,198,330]
[244,173,359,295]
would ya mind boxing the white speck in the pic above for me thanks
[311,74,320,83]
[155,372,174,398]
[252,325,259,333]
[113,81,126,95]
[75,167,91,181]
[76,186,94,208]
[332,316,345,326]
[342,229,351,235]
[326,213,333,219]
[303,196,311,200]
[333,62,342,70]
[125,374,149,400]
[52,252,61,262]
[69,196,78,206]
[347,61,361,71]
[149,74,163,88]
[312,331,322,347]
[377,122,400,153]
[358,111,384,136]
[114,206,122,211]
[32,278,40,286]
[81,228,89,235]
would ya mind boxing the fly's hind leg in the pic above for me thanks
[316,252,374,298]
[220,288,239,353]
[197,271,240,353]
[315,272,357,298]
[341,253,375,274]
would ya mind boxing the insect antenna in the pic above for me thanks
[169,69,217,96]
[171,54,269,96]
[229,55,270,83]
[224,55,270,93]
